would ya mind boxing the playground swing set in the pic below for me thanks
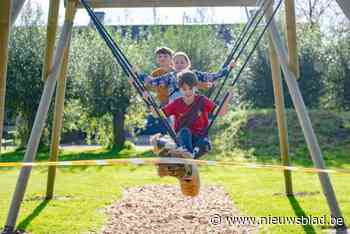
[81,0,284,197]
[0,0,349,233]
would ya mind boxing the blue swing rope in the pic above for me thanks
[210,0,274,105]
[205,0,283,135]
[80,0,179,144]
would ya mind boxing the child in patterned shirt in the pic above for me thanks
[141,51,236,103]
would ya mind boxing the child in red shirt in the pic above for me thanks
[157,70,232,158]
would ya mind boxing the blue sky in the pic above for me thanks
[30,0,250,25]
[25,0,347,28]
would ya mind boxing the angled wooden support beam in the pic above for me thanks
[42,0,61,81]
[0,0,12,154]
[284,0,299,79]
[267,16,345,228]
[3,1,77,233]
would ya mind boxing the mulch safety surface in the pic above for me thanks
[102,184,258,234]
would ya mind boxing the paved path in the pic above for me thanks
[59,135,152,152]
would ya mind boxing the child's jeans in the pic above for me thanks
[176,128,211,159]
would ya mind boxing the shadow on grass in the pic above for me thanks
[287,195,316,234]
[17,200,50,231]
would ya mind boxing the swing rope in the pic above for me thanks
[222,0,267,68]
[80,0,179,144]
[205,0,283,135]
[210,0,274,105]
[82,0,282,147]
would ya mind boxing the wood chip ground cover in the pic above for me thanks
[102,184,258,234]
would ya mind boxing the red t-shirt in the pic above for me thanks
[162,95,216,135]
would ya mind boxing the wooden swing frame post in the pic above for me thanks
[266,12,345,228]
[3,0,349,232]
[3,1,77,232]
[0,0,12,153]
[284,0,299,78]
[267,1,293,194]
[46,0,76,200]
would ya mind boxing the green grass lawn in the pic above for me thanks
[0,146,349,234]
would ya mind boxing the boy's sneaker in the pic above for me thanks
[168,147,194,178]
[151,134,201,197]
[151,134,187,179]
[157,146,193,179]
[167,146,193,159]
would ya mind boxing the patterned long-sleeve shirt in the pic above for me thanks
[141,67,230,102]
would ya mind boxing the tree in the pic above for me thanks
[72,28,146,148]
[145,25,227,73]
[296,0,333,27]
[237,44,275,108]
[323,26,350,110]
[59,25,230,148]
[6,1,46,147]
[293,25,325,108]
[231,23,325,109]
